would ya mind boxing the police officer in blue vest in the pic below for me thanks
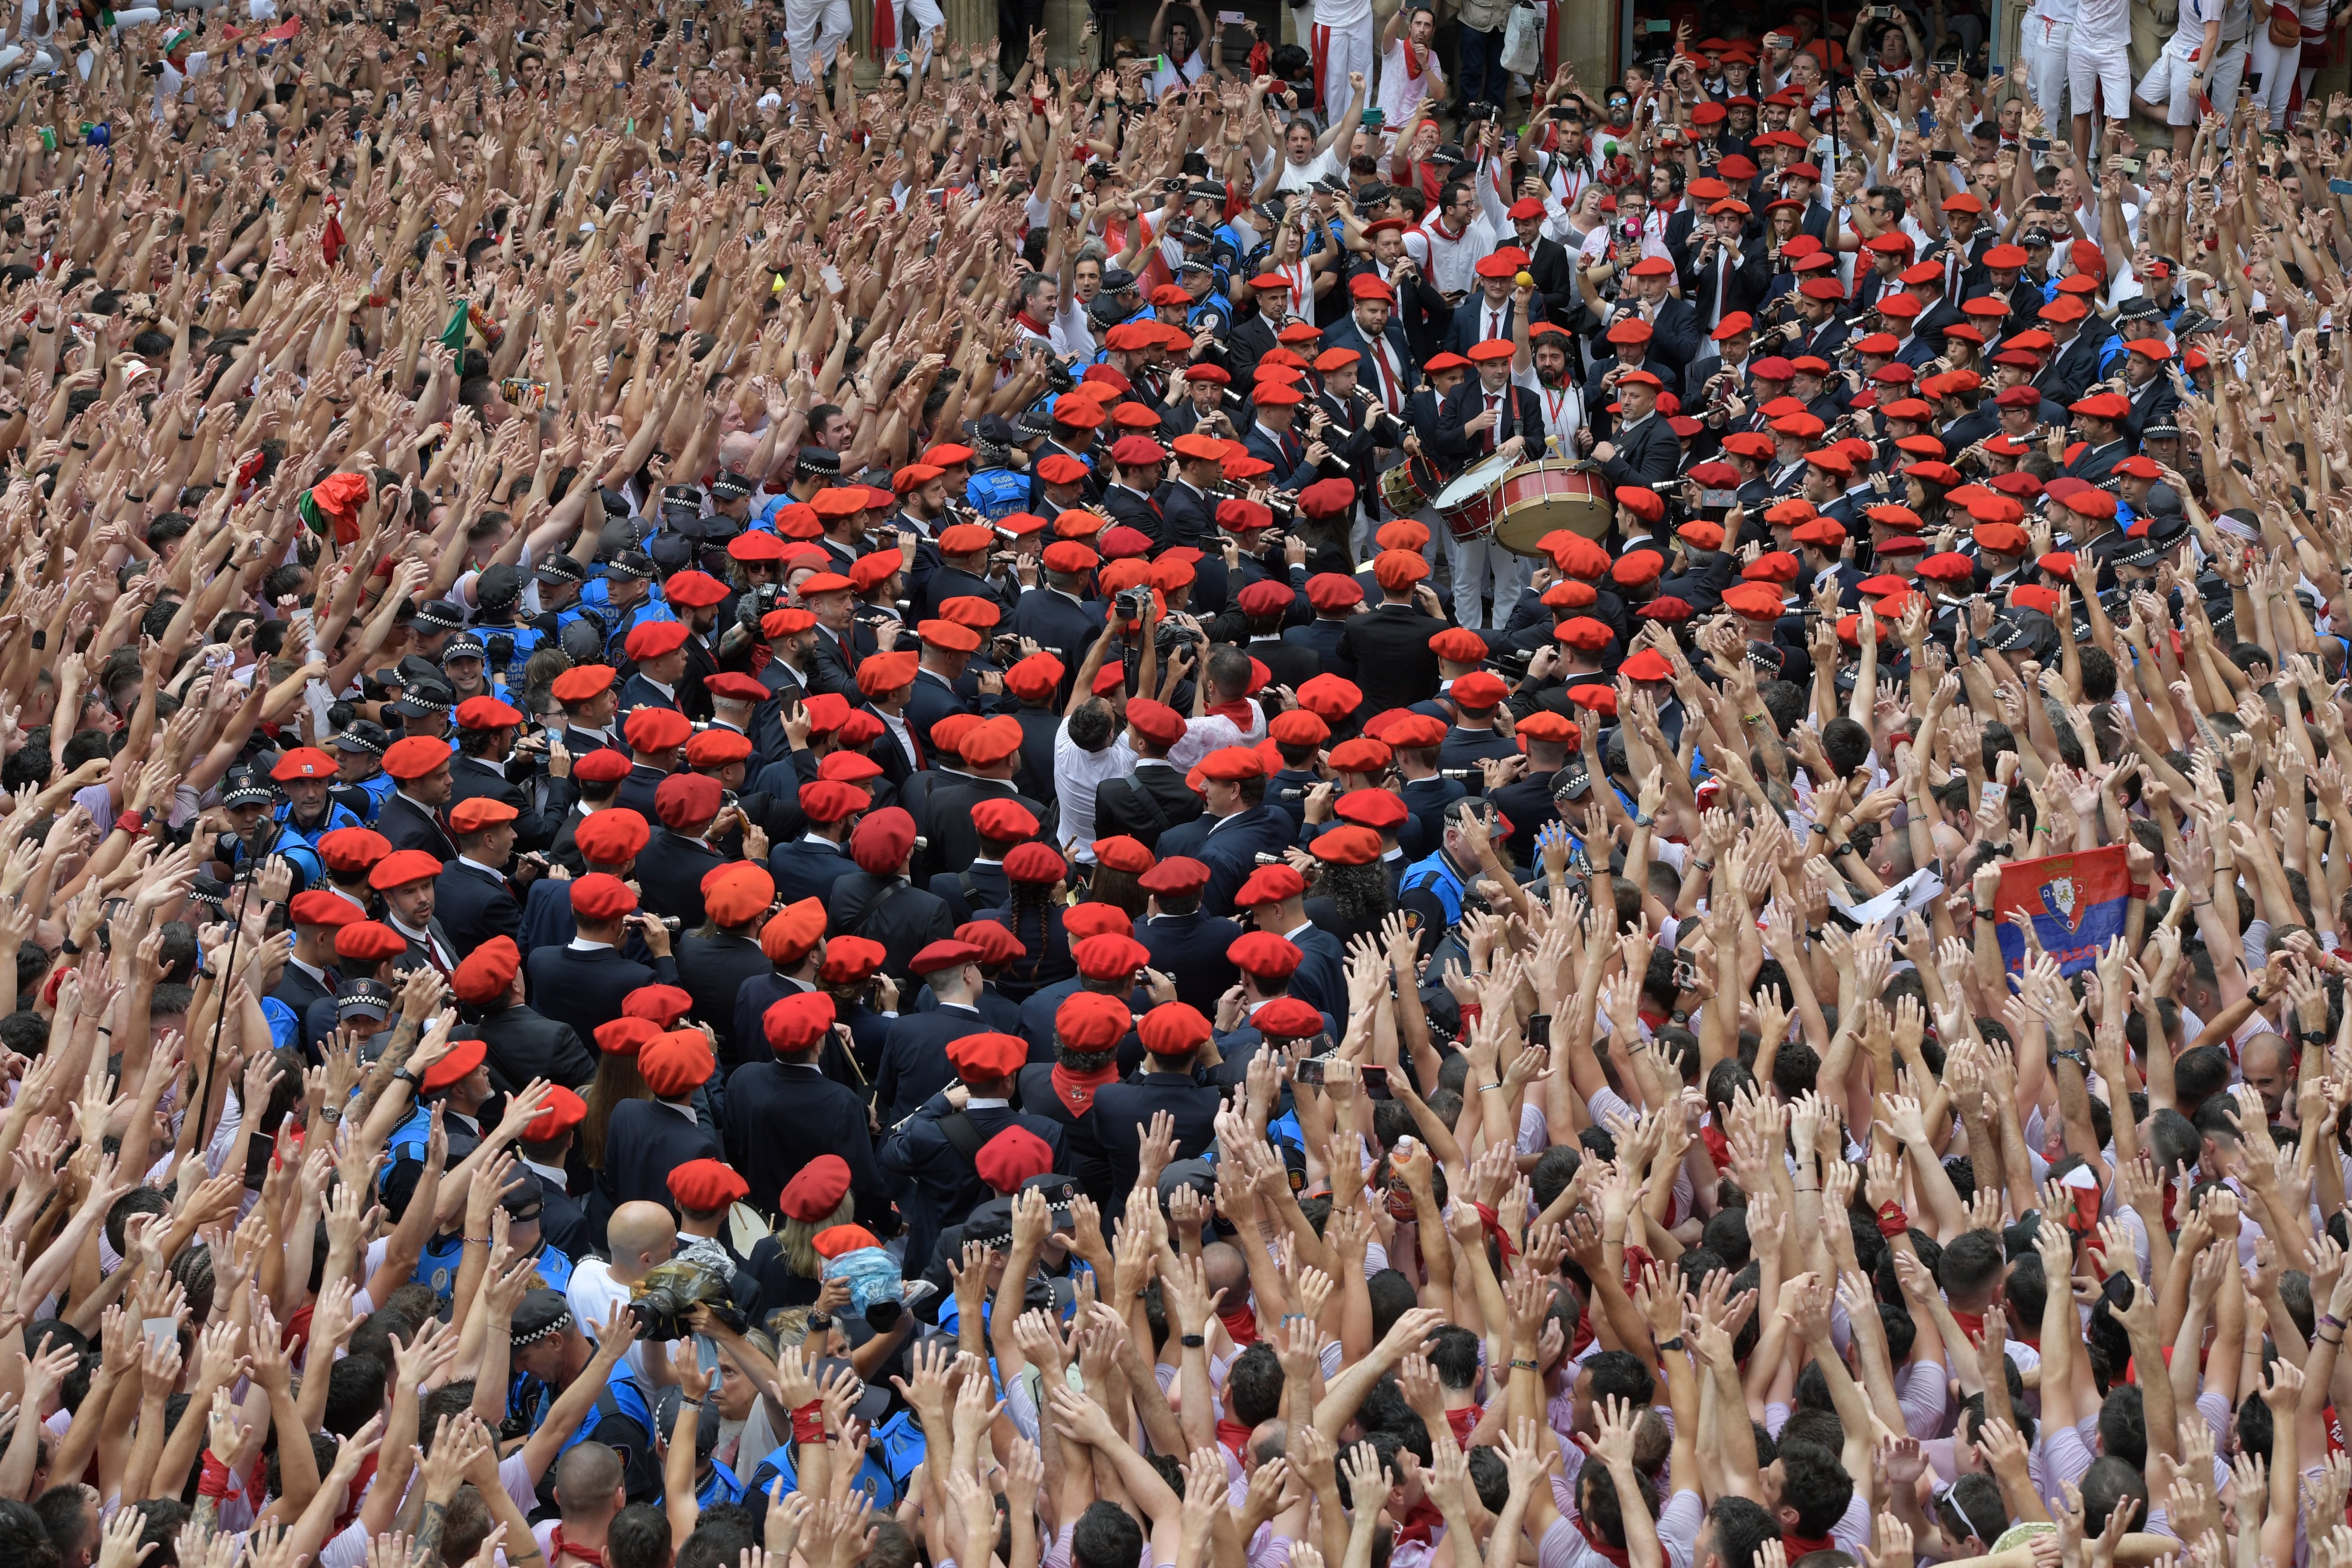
[1398,797,1507,961]
[215,768,327,891]
[330,723,397,823]
[268,746,364,857]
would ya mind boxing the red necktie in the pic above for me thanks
[1484,394,1500,454]
[1487,308,1502,342]
[1373,340,1402,413]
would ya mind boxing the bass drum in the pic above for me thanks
[1378,454,1444,519]
[1493,460,1613,553]
[1433,453,1518,542]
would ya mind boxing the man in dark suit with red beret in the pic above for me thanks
[881,1031,1068,1281]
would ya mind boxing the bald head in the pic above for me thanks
[607,1201,678,1284]
[1201,1240,1247,1298]
[2241,1032,2292,1122]
[554,1441,625,1524]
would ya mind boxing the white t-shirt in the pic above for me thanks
[1052,718,1138,858]
[1271,144,1345,195]
[1146,48,1208,99]
[567,1258,650,1375]
[1375,39,1443,124]
[2074,0,2131,47]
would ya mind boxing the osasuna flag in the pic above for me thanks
[1991,844,2131,978]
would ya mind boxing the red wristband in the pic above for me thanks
[198,1451,237,1500]
[1875,1201,1910,1238]
[790,1401,826,1446]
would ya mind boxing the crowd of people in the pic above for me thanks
[0,14,2333,1568]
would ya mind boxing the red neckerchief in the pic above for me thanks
[1699,1124,1732,1171]
[1218,1301,1260,1347]
[1014,310,1052,337]
[550,1529,607,1568]
[1949,1307,1986,1344]
[1050,1061,1118,1117]
[1446,1404,1482,1441]
[1207,698,1254,726]
[1396,1499,1446,1546]
[1785,1536,1836,1558]
[1216,1417,1257,1458]
[1471,1202,1519,1263]
[1401,40,1425,79]
[1573,1513,1633,1567]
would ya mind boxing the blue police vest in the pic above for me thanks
[561,1362,662,1500]
[967,469,1031,521]
[274,800,363,850]
[476,625,547,691]
[230,822,325,890]
[698,1459,747,1509]
[527,1245,574,1292]
[1399,849,1467,926]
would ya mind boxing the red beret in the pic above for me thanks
[1003,842,1067,884]
[456,696,525,731]
[972,799,1041,842]
[335,921,406,962]
[1056,991,1134,1052]
[1074,933,1153,981]
[318,827,392,874]
[522,1086,587,1143]
[420,1037,487,1093]
[1092,835,1155,874]
[1234,864,1308,907]
[570,872,638,922]
[850,807,919,875]
[1228,930,1304,980]
[910,939,986,975]
[1139,1002,1213,1057]
[575,808,652,868]
[368,849,443,891]
[625,620,691,661]
[946,1032,1027,1083]
[596,1017,660,1056]
[1335,789,1409,830]
[668,1158,749,1211]
[974,1126,1056,1194]
[550,665,619,704]
[1125,699,1188,748]
[819,936,889,986]
[452,935,521,1004]
[779,1154,852,1221]
[763,990,837,1054]
[624,707,693,754]
[958,922,1026,966]
[687,728,754,770]
[655,772,724,829]
[382,736,453,782]
[449,797,519,835]
[761,898,828,964]
[271,747,339,782]
[1137,856,1211,897]
[1311,825,1384,865]
[289,891,361,928]
[572,748,633,785]
[622,984,696,1027]
[798,780,866,824]
[1252,996,1325,1040]
[960,716,1026,768]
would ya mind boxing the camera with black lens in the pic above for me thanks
[1116,586,1154,622]
[626,1258,747,1341]
[1155,616,1205,657]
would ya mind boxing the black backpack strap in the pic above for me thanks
[938,1110,987,1167]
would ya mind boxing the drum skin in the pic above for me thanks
[1494,461,1611,551]
[1434,454,1518,542]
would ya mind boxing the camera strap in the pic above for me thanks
[939,1108,988,1168]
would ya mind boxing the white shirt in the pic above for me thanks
[1375,39,1443,124]
[1405,211,1500,296]
[1053,718,1138,859]
[1271,144,1344,196]
[567,1256,652,1373]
